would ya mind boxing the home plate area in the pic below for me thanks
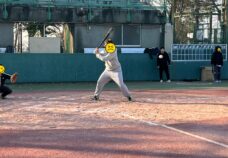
[0,89,227,158]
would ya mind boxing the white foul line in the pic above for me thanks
[121,113,228,148]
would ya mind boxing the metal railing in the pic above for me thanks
[171,44,227,62]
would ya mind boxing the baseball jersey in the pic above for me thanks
[95,50,121,71]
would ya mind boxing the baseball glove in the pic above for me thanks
[10,73,18,83]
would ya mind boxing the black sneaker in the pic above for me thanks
[91,96,99,101]
[128,96,132,101]
[1,96,6,99]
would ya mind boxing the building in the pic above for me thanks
[0,0,170,53]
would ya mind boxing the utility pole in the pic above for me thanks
[193,0,200,44]
[172,0,176,43]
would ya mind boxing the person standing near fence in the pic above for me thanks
[157,47,171,83]
[211,46,223,83]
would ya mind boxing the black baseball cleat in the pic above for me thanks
[128,96,132,102]
[91,96,99,101]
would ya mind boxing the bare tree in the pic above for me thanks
[170,0,224,43]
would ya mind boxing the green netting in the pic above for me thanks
[0,0,165,11]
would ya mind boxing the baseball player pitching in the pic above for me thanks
[92,39,132,101]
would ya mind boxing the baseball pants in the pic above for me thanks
[94,68,131,98]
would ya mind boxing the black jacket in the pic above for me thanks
[211,52,223,66]
[0,73,11,86]
[157,51,171,67]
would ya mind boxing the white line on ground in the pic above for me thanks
[121,113,228,148]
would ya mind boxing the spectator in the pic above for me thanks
[211,46,223,83]
[157,47,171,83]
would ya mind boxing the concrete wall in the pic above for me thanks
[0,53,228,83]
[164,23,173,53]
[29,37,61,53]
[0,23,14,47]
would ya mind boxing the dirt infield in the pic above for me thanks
[0,87,228,157]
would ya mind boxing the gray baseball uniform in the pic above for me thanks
[94,49,131,98]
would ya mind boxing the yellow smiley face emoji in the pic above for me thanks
[0,65,5,74]
[105,43,116,54]
[217,48,221,52]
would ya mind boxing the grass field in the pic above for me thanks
[9,80,228,92]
